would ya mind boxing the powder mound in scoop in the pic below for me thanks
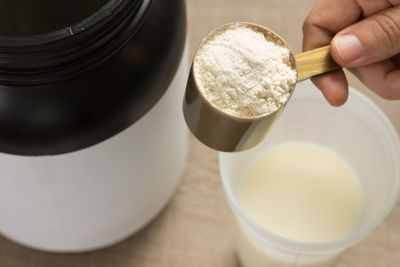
[194,24,297,117]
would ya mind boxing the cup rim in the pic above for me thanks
[219,86,400,254]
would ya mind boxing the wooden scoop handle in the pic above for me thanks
[295,45,341,82]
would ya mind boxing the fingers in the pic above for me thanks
[303,0,363,50]
[349,61,400,99]
[303,0,396,50]
[355,0,393,16]
[311,70,348,106]
[302,0,362,106]
[331,6,400,67]
[303,0,400,105]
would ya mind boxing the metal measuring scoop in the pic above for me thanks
[183,22,340,152]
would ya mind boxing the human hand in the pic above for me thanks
[303,0,400,106]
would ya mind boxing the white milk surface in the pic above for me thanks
[238,141,362,266]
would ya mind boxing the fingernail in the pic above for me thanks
[334,34,363,62]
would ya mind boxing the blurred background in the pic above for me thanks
[1,0,399,266]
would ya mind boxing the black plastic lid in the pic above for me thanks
[0,0,146,84]
[0,0,187,156]
[0,0,110,37]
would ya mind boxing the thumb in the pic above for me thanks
[330,5,400,67]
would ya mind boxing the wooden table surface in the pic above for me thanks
[1,0,400,266]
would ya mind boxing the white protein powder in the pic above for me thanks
[194,24,297,117]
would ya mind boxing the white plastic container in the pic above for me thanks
[220,80,400,267]
[0,42,189,253]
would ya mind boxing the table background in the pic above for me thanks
[1,0,400,266]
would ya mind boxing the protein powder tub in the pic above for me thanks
[194,23,297,118]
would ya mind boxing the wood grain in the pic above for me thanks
[1,0,400,267]
[296,45,341,82]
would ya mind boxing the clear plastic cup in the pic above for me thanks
[219,80,400,267]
